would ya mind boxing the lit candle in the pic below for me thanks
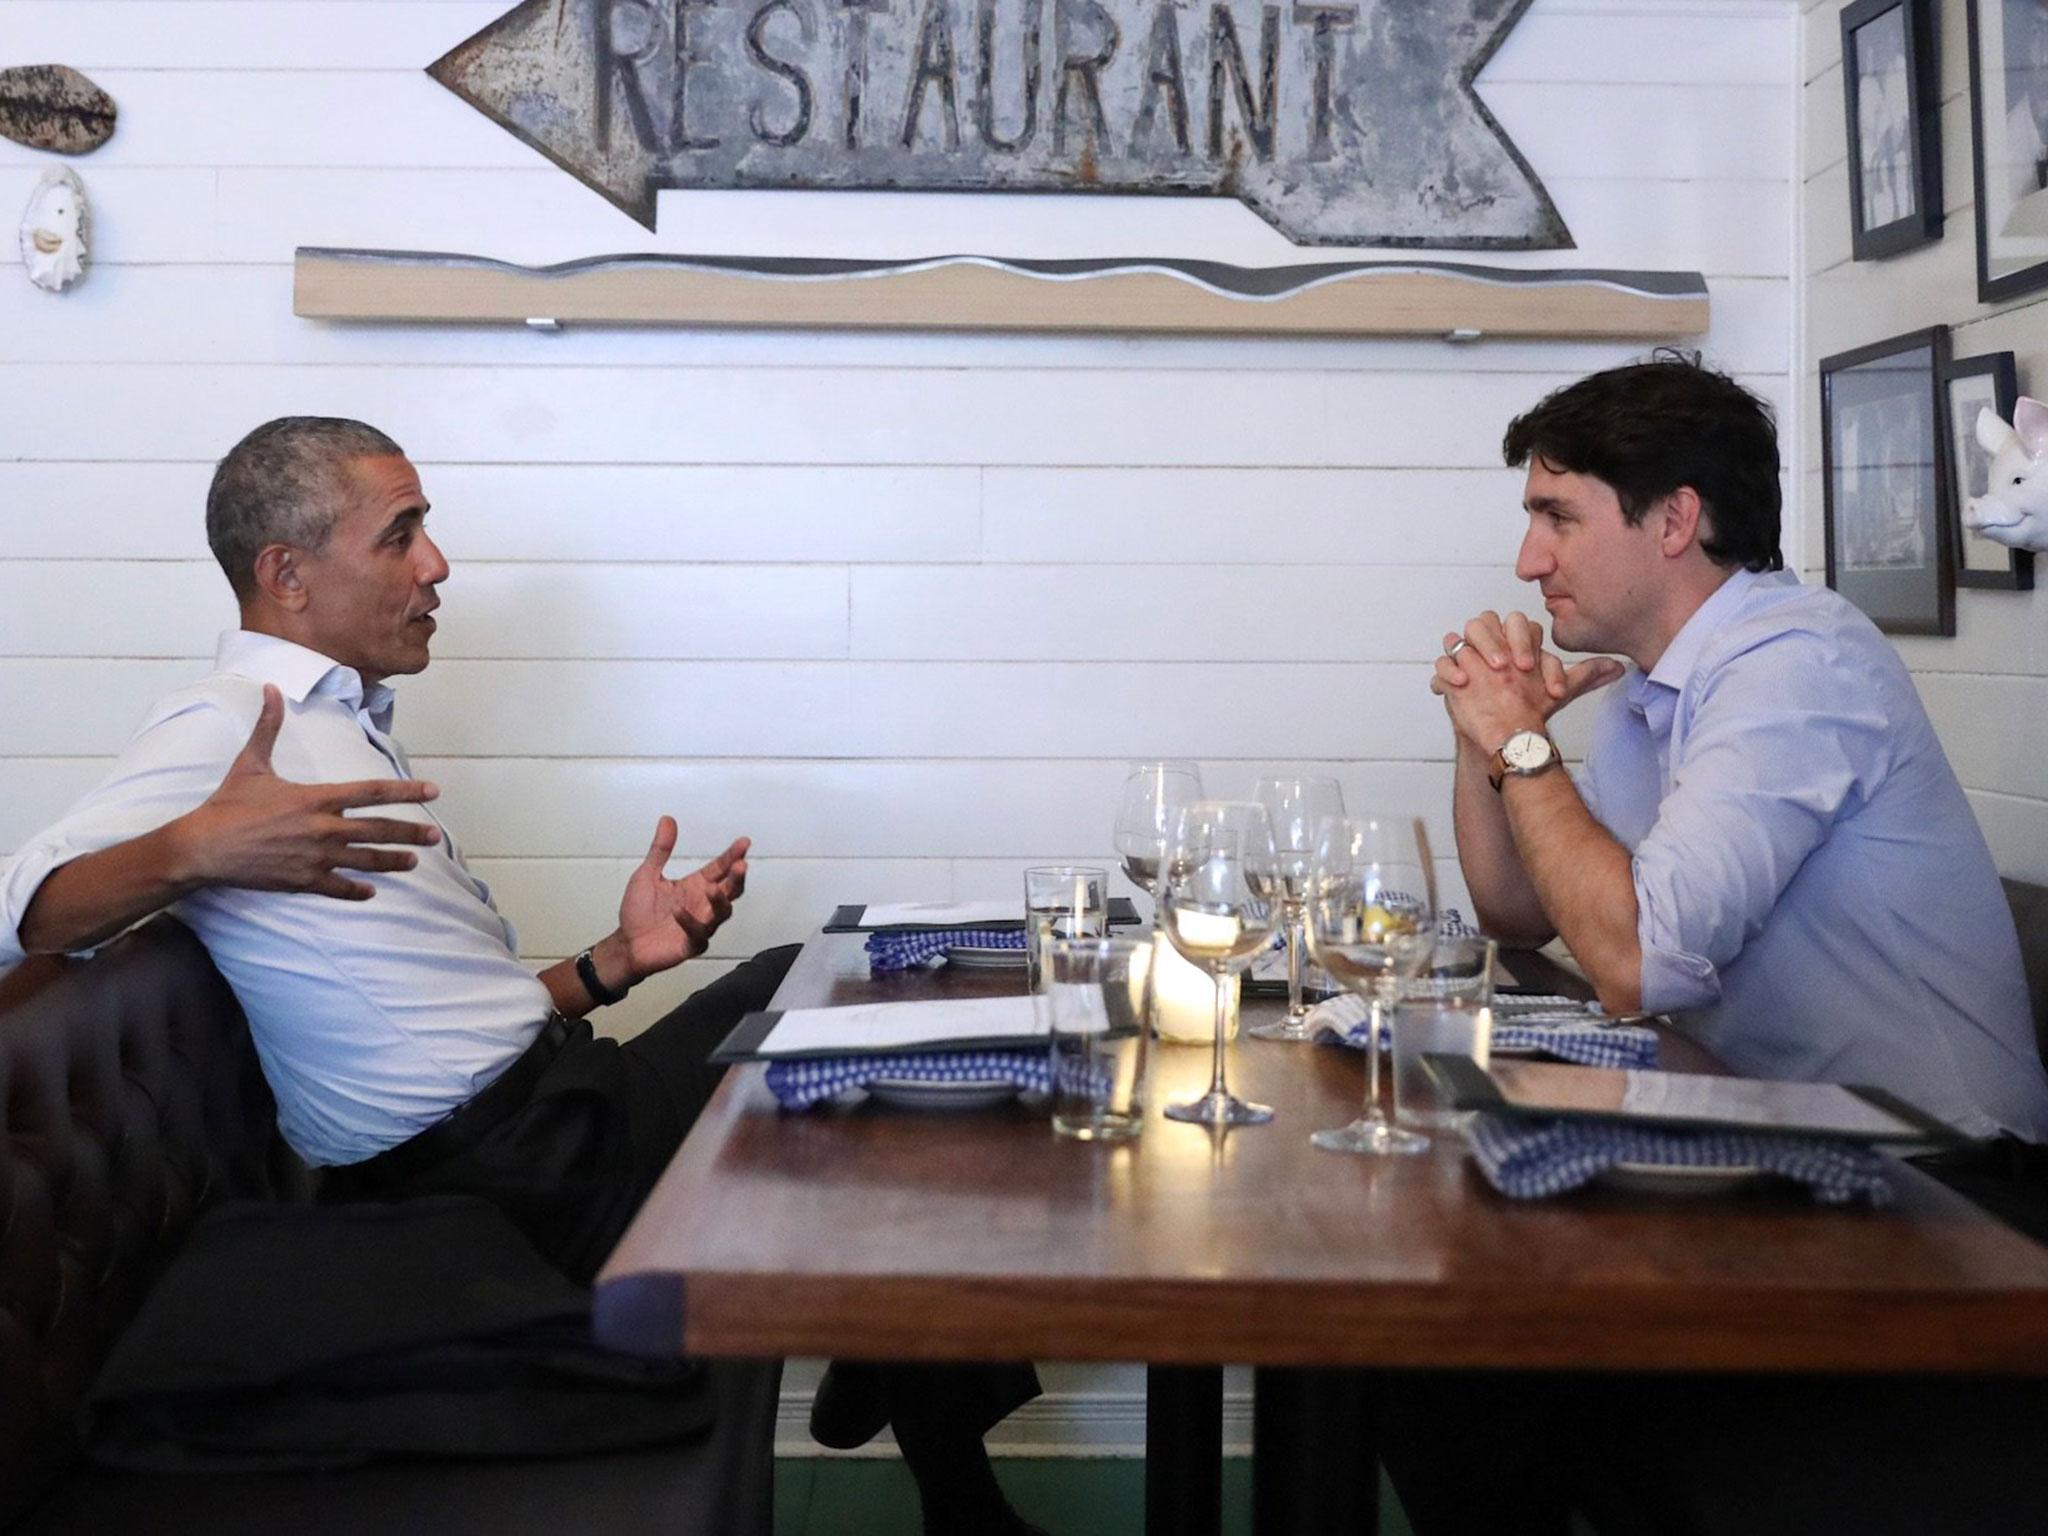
[1150,929,1239,1044]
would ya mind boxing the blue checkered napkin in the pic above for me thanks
[864,928,1026,973]
[1305,994,1659,1069]
[1467,1114,1896,1205]
[764,1048,1051,1110]
[1489,1020,1657,1069]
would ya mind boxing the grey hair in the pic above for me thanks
[205,417,406,599]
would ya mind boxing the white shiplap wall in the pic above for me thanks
[1802,0,2048,886]
[1,0,1795,1032]
[0,0,1795,1453]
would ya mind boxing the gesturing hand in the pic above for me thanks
[616,819,750,982]
[178,684,442,899]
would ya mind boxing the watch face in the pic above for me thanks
[1501,731,1554,771]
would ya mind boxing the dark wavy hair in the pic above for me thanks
[1501,350,1783,572]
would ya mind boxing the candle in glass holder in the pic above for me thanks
[1150,929,1239,1044]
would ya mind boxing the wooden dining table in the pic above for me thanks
[595,930,2048,1535]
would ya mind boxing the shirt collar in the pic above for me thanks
[213,629,397,732]
[1643,568,1763,695]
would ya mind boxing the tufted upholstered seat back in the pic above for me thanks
[0,918,307,1527]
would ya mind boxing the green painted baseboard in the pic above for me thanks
[773,1456,1416,1536]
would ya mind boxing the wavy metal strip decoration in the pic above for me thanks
[294,247,1708,340]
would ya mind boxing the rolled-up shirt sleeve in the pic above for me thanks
[0,696,247,966]
[1630,633,1891,1014]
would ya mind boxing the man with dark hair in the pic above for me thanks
[0,417,1039,1536]
[1385,356,2048,1536]
[1436,352,2048,1140]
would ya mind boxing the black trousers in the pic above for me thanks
[1375,1368,2048,1536]
[323,946,800,1282]
[320,945,1037,1439]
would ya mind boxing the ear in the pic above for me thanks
[2015,396,2048,458]
[1978,405,2021,457]
[1655,485,1706,558]
[250,544,307,612]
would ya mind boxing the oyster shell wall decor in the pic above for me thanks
[20,166,88,292]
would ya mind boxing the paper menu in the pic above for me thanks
[857,901,1020,927]
[747,995,1043,1057]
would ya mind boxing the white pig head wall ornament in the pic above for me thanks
[1967,397,2048,554]
[19,165,88,293]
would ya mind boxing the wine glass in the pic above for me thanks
[1305,815,1437,1155]
[1247,774,1347,1042]
[1113,762,1204,1038]
[1159,800,1280,1127]
[1113,762,1205,908]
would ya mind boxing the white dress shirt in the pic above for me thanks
[0,631,552,1166]
[1574,570,2048,1141]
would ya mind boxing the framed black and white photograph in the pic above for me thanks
[1942,350,2036,589]
[1821,328,1956,636]
[1842,0,1944,260]
[1968,0,2048,300]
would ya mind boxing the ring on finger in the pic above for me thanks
[1444,637,1470,660]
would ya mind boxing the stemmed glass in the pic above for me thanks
[1113,762,1204,1036]
[1159,800,1280,1127]
[1247,775,1347,1042]
[1113,762,1205,912]
[1305,815,1437,1155]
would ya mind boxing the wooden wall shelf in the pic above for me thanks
[294,247,1710,342]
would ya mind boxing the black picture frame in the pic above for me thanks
[1968,0,2048,301]
[1941,350,2036,590]
[1842,0,1944,260]
[1821,327,1956,636]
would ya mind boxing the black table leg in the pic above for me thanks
[1146,1363,1224,1536]
[1252,1366,1378,1536]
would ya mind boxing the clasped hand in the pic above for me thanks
[180,684,443,899]
[1430,609,1625,751]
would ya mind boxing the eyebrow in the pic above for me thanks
[377,504,429,538]
[1524,495,1574,515]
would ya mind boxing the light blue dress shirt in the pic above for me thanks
[0,631,552,1166]
[1574,569,2048,1141]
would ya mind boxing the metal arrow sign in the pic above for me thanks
[428,0,1570,248]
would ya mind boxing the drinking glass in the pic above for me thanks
[1042,936,1150,1141]
[1159,800,1279,1127]
[1247,774,1346,1042]
[1112,762,1204,1037]
[1024,866,1108,992]
[1392,935,1495,1130]
[1305,816,1437,1155]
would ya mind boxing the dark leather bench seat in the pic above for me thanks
[0,920,772,1535]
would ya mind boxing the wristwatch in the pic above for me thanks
[1489,729,1559,793]
[575,947,628,1008]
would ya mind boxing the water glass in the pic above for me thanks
[1392,936,1496,1130]
[1041,936,1150,1141]
[1024,866,1108,992]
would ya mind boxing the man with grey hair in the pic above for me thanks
[204,416,406,598]
[0,416,1042,1536]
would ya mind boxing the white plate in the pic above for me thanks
[944,945,1028,970]
[866,1077,1022,1110]
[1595,1161,1762,1195]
